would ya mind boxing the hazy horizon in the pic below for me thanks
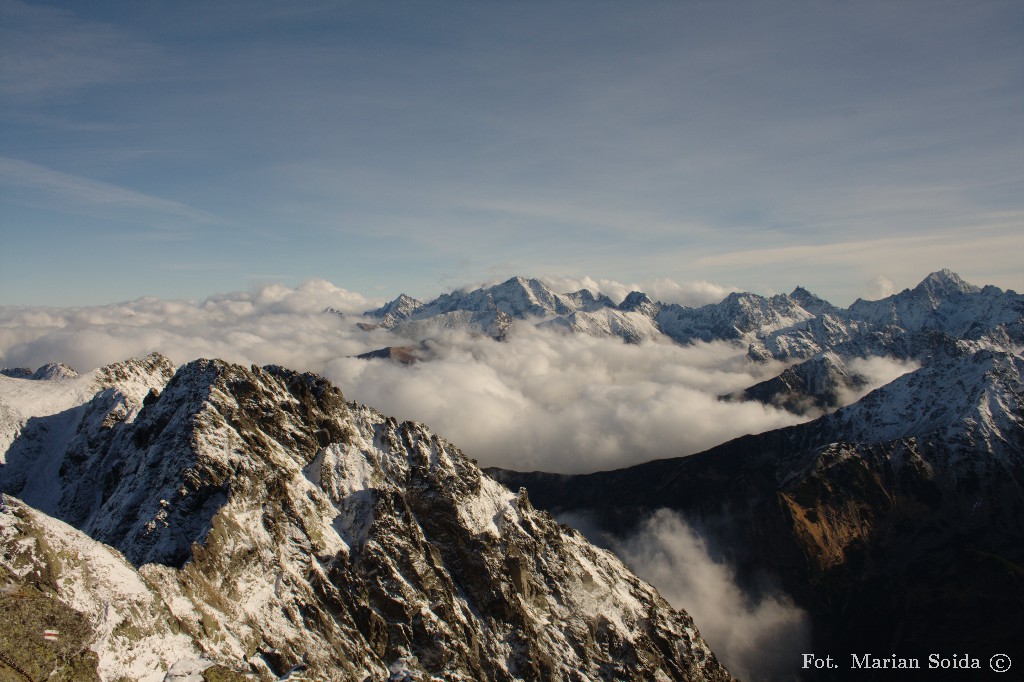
[0,265,1017,314]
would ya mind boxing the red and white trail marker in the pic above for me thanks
[42,630,60,641]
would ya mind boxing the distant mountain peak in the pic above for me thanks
[503,274,533,287]
[371,293,423,321]
[916,268,980,296]
[788,286,836,314]
[493,276,564,307]
[562,288,616,313]
[493,275,544,293]
[32,362,80,381]
[1,363,80,380]
[618,291,658,316]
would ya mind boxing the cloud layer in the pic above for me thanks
[0,278,823,473]
[613,509,810,682]
[838,355,921,407]
[328,326,807,472]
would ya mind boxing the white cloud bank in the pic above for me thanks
[328,326,806,472]
[614,509,810,682]
[1,278,816,473]
[837,355,921,408]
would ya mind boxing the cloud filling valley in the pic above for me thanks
[0,277,898,473]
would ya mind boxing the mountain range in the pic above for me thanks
[365,269,1020,355]
[1,269,1021,681]
[363,269,1022,415]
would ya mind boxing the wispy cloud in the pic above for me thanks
[0,157,220,224]
[697,224,1023,269]
[613,510,810,682]
[0,0,158,101]
[694,219,1024,300]
[453,194,716,241]
[1,1,1020,306]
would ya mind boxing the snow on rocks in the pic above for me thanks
[0,497,204,682]
[1,356,734,681]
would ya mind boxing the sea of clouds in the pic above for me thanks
[0,277,920,473]
[0,277,806,473]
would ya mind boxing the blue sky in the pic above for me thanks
[2,0,1021,306]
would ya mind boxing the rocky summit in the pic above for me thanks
[0,354,732,682]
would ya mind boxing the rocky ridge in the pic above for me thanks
[0,354,732,682]
[734,351,870,414]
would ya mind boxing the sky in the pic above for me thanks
[1,0,1022,307]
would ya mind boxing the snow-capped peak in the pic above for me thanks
[918,268,981,295]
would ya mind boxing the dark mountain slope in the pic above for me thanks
[491,349,1024,674]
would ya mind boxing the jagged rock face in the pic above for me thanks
[738,272,1022,416]
[618,291,658,317]
[765,269,1023,362]
[564,289,616,312]
[811,350,1023,459]
[735,352,868,414]
[370,293,424,326]
[538,308,661,345]
[493,348,1024,666]
[0,498,208,682]
[0,353,178,527]
[657,292,816,347]
[362,271,1023,366]
[847,268,979,327]
[1,356,732,681]
[389,309,515,341]
[787,286,840,318]
[376,277,587,326]
[369,277,619,341]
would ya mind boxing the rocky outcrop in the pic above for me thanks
[1,356,732,681]
[732,351,868,414]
